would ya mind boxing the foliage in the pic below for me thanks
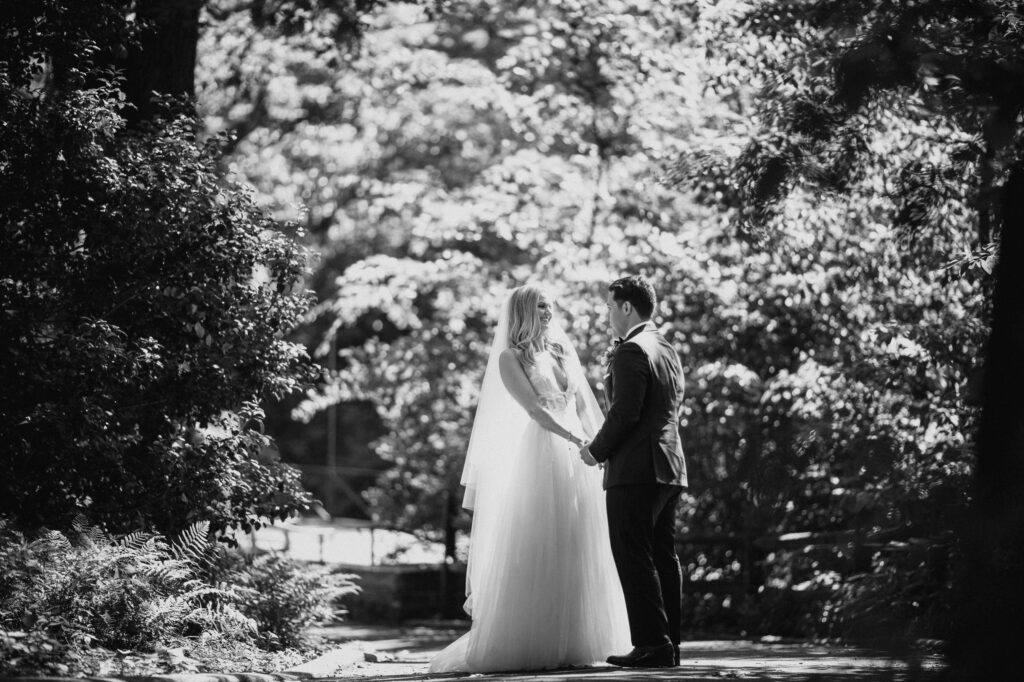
[199,0,388,155]
[199,0,996,640]
[0,1,319,535]
[826,545,955,644]
[0,516,357,676]
[211,550,358,648]
[201,0,714,537]
[665,0,1020,641]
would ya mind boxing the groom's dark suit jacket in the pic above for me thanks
[589,322,688,490]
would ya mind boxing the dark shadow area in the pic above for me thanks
[321,665,942,682]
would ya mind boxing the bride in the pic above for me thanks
[429,284,630,673]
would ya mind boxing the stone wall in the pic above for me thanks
[337,563,468,623]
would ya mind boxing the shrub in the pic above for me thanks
[0,7,316,537]
[213,552,359,649]
[824,542,956,643]
[0,517,358,676]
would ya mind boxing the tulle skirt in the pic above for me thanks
[429,412,630,673]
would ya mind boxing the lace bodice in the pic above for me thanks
[525,352,576,413]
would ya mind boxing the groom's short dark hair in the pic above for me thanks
[609,275,656,319]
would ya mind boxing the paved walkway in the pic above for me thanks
[2,623,942,682]
[304,624,943,681]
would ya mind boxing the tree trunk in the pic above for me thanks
[947,165,1024,680]
[124,0,202,125]
[440,489,458,616]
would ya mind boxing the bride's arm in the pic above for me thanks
[498,349,586,446]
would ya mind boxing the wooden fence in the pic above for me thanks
[678,526,951,600]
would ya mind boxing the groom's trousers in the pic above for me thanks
[606,483,683,649]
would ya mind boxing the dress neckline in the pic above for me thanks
[539,350,570,393]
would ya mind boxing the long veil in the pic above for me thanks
[459,295,525,512]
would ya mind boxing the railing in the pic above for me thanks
[240,517,441,566]
[292,463,382,519]
[677,525,951,597]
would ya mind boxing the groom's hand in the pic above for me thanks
[580,443,598,467]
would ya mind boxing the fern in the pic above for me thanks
[69,514,108,548]
[170,521,210,561]
[119,531,150,552]
[178,580,234,603]
[27,530,72,554]
[144,595,191,628]
[187,602,259,637]
[146,558,197,587]
[169,521,221,580]
[213,580,259,604]
[71,513,89,534]
[2,513,359,658]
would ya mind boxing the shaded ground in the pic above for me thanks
[308,623,943,681]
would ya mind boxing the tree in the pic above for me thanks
[201,0,716,548]
[669,0,1024,670]
[0,0,333,535]
[199,0,991,643]
[125,0,204,125]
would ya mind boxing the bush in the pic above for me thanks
[824,542,956,643]
[0,5,316,537]
[679,539,955,642]
[0,517,358,676]
[213,552,359,649]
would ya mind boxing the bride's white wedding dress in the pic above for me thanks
[429,351,630,673]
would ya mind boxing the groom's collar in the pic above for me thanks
[623,321,653,341]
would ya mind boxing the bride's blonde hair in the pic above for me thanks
[506,284,565,366]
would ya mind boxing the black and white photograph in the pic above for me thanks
[2,1,1023,680]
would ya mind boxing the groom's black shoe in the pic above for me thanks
[606,644,675,668]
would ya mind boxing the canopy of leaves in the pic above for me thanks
[666,0,1020,638]
[200,0,715,535]
[199,0,995,638]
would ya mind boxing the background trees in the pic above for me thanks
[0,0,384,535]
[2,7,376,673]
[203,0,990,644]
[201,0,726,543]
[670,0,1023,668]
[4,0,1016,663]
[199,0,1007,643]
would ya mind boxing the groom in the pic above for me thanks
[581,275,687,668]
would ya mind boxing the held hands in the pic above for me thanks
[567,433,598,467]
[579,442,598,467]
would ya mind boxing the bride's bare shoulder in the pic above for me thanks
[499,347,522,363]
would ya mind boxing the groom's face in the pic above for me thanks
[606,291,628,337]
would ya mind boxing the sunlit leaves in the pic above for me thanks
[200,5,986,633]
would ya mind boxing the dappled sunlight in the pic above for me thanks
[4,0,1023,678]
